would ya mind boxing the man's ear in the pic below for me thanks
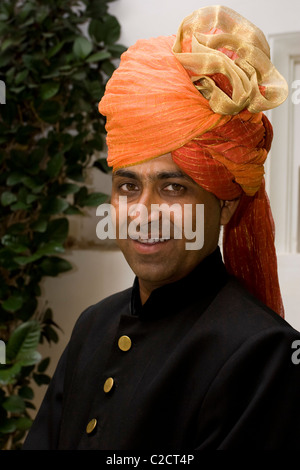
[220,198,240,226]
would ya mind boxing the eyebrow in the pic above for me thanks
[113,168,196,184]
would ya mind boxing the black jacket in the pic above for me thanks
[23,249,300,450]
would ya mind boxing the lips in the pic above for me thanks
[130,236,172,254]
[136,237,169,244]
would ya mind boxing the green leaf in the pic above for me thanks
[36,5,49,23]
[85,0,108,20]
[0,418,17,434]
[35,241,65,256]
[10,201,31,211]
[94,158,111,174]
[19,349,42,366]
[1,38,14,52]
[15,69,29,85]
[88,18,104,42]
[2,294,24,313]
[37,357,50,373]
[1,191,17,206]
[0,248,20,271]
[82,192,108,207]
[17,2,35,22]
[46,153,64,178]
[22,176,44,191]
[1,234,28,253]
[64,205,82,215]
[31,219,47,233]
[18,386,34,400]
[6,320,41,364]
[58,183,80,196]
[86,80,104,100]
[100,59,116,77]
[26,193,39,204]
[15,416,32,431]
[47,218,69,243]
[2,395,26,413]
[86,50,111,63]
[0,363,22,385]
[47,41,65,59]
[40,82,60,100]
[14,241,64,266]
[40,256,72,276]
[41,197,69,215]
[33,372,51,386]
[73,36,93,59]
[14,253,43,266]
[88,15,121,44]
[102,15,121,45]
[38,101,61,124]
[0,50,13,67]
[107,44,127,58]
[6,172,24,186]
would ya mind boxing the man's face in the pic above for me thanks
[111,153,222,299]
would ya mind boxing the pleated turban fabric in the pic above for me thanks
[99,5,288,317]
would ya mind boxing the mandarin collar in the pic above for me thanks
[130,247,228,319]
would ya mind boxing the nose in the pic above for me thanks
[128,187,162,238]
[128,187,156,223]
[136,185,161,209]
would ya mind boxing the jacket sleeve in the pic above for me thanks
[22,346,68,450]
[195,326,300,450]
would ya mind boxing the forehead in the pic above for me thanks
[112,153,194,182]
[127,153,178,172]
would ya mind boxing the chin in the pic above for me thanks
[132,265,171,283]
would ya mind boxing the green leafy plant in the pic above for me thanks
[0,0,126,449]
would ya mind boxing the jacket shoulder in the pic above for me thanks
[210,277,298,336]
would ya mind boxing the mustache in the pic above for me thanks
[125,205,183,240]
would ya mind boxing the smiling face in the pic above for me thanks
[111,153,233,303]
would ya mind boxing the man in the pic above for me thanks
[23,6,300,450]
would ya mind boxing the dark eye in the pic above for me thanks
[119,182,139,192]
[163,183,185,193]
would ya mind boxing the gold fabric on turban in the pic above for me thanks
[172,5,288,115]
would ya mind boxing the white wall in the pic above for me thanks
[109,0,300,46]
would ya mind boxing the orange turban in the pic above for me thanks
[99,6,288,317]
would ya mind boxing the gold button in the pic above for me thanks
[103,377,114,393]
[86,418,97,434]
[118,335,132,352]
